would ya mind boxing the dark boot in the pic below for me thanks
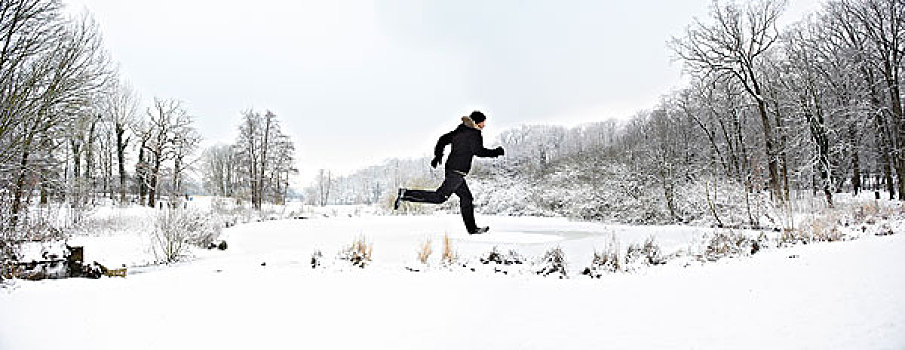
[468,226,490,235]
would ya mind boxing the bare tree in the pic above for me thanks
[671,0,788,203]
[235,109,262,208]
[233,109,297,208]
[169,116,200,199]
[201,145,239,197]
[134,119,152,205]
[143,98,194,208]
[1,3,111,225]
[104,78,139,204]
[316,169,332,206]
[837,0,905,199]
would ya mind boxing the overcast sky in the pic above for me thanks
[63,0,823,185]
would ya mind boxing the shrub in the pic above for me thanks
[417,238,432,265]
[778,228,807,247]
[874,223,896,236]
[805,216,845,242]
[151,208,222,264]
[702,230,756,261]
[339,236,373,268]
[151,210,192,264]
[1,208,66,270]
[0,239,16,281]
[583,236,621,278]
[625,236,666,267]
[852,202,891,224]
[779,213,847,247]
[480,246,524,265]
[536,246,568,279]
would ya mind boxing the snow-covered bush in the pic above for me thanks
[11,243,71,280]
[777,229,807,247]
[850,201,898,225]
[70,207,149,236]
[582,251,618,278]
[0,239,16,281]
[209,197,297,226]
[535,246,567,279]
[480,246,525,266]
[471,175,555,217]
[475,246,525,275]
[1,206,67,280]
[339,236,372,268]
[582,236,621,278]
[151,208,223,263]
[625,236,666,267]
[805,214,845,242]
[701,230,758,262]
[780,209,853,247]
[471,159,778,228]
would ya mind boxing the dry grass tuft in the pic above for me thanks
[417,238,433,264]
[782,211,846,246]
[441,234,457,266]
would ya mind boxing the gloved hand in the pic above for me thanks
[495,147,505,157]
[431,156,442,168]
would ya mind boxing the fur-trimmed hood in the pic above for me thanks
[461,116,481,130]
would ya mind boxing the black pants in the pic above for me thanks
[402,170,476,232]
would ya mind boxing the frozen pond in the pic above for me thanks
[210,214,726,274]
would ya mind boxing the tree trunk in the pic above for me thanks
[772,99,792,203]
[755,98,783,203]
[744,67,783,204]
[40,173,48,206]
[881,59,905,200]
[148,158,160,208]
[116,125,127,205]
[850,124,862,195]
[10,147,31,227]
[137,147,148,205]
[258,115,271,210]
[86,118,97,205]
[864,68,896,199]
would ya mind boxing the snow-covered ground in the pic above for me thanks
[1,213,903,349]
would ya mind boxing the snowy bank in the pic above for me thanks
[1,214,903,349]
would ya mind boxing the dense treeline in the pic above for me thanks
[644,0,905,224]
[497,0,905,227]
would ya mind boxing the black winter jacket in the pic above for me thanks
[434,116,503,174]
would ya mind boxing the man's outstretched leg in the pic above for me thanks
[396,170,464,208]
[455,181,488,234]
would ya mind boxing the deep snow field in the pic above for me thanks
[1,206,904,349]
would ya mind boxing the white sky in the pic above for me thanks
[62,0,824,185]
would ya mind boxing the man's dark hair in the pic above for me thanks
[470,111,486,124]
